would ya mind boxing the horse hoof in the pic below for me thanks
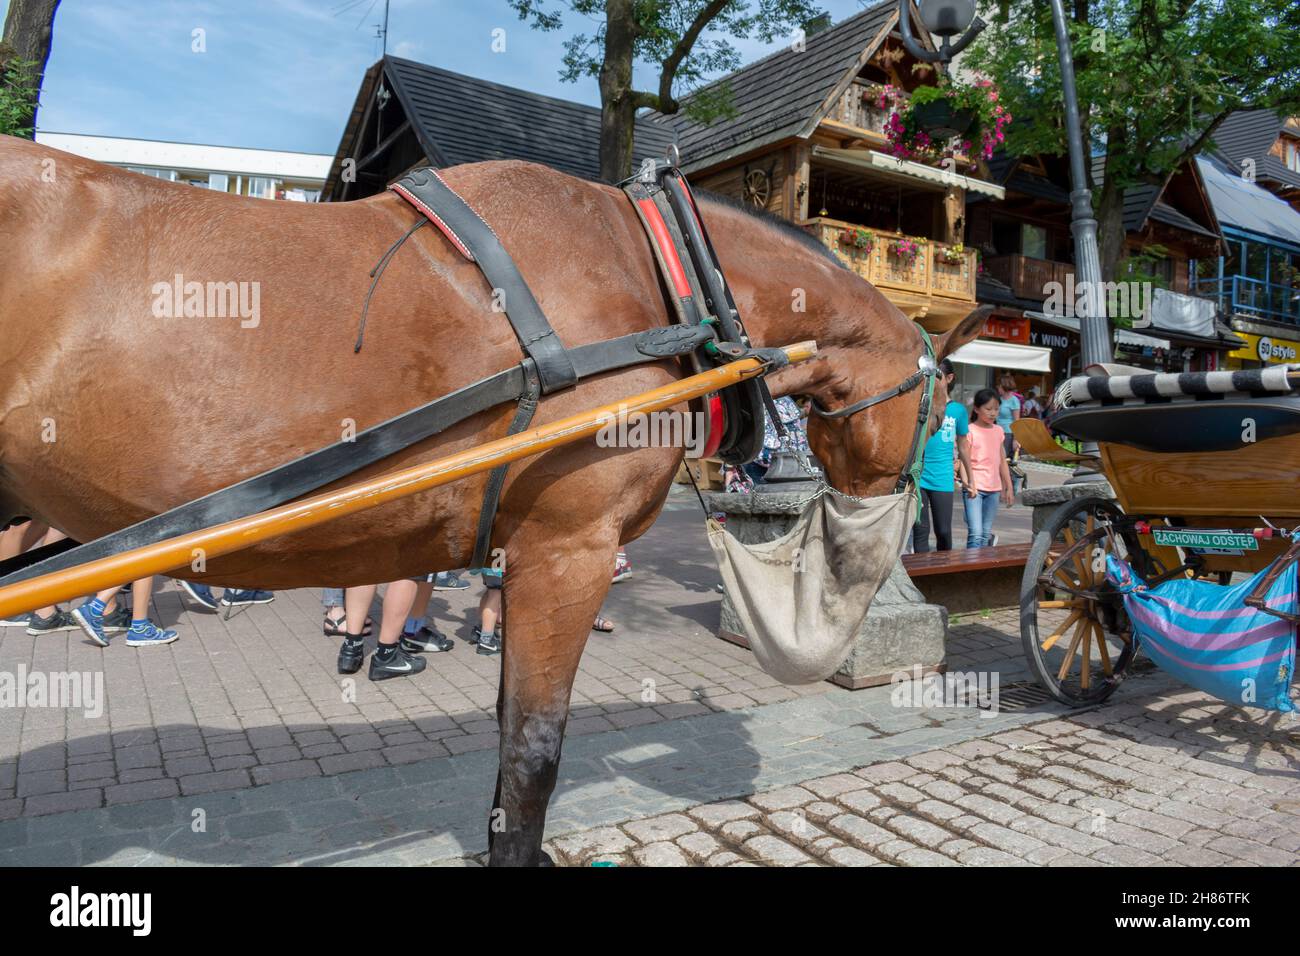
[538,850,555,867]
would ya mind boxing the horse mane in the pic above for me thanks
[696,191,846,270]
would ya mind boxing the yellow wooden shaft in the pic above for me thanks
[0,342,817,618]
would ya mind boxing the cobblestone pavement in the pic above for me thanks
[0,491,832,821]
[2,481,1296,866]
[544,695,1300,867]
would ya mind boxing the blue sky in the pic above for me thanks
[5,0,875,155]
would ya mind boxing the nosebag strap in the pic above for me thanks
[707,488,915,684]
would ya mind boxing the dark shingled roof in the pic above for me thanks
[1005,170,1069,205]
[983,152,1021,185]
[1210,109,1300,192]
[646,1,897,171]
[1148,200,1219,239]
[381,57,675,181]
[1090,157,1176,233]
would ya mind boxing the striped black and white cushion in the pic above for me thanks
[1057,364,1300,407]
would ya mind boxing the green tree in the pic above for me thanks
[1,0,61,136]
[966,0,1300,280]
[509,0,824,182]
[0,57,40,137]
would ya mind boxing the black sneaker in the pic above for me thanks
[102,603,132,634]
[221,588,275,607]
[337,637,365,675]
[475,628,502,656]
[368,645,427,680]
[25,610,78,636]
[400,626,454,654]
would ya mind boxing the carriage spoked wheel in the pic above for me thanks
[1020,496,1142,707]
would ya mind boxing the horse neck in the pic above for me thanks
[701,202,919,400]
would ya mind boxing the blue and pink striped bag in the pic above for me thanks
[1106,555,1297,713]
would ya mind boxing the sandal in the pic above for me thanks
[591,616,615,633]
[324,612,372,638]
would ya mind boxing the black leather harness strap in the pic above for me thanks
[390,168,577,394]
[810,326,938,494]
[809,369,930,420]
[621,163,769,464]
[470,363,540,570]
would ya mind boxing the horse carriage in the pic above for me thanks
[1015,364,1300,711]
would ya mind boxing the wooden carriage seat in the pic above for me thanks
[1011,418,1099,465]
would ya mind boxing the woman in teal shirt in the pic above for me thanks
[911,360,974,552]
[996,373,1021,458]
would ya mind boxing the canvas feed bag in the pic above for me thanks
[707,489,914,684]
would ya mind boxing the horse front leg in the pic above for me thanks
[486,534,617,866]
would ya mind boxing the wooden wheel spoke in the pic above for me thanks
[1041,608,1082,651]
[1026,500,1131,706]
[1061,528,1085,575]
[1094,617,1114,675]
[1055,615,1088,682]
[1080,619,1093,690]
[1050,568,1086,592]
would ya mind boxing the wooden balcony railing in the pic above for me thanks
[827,82,896,138]
[802,218,977,303]
[981,253,1073,301]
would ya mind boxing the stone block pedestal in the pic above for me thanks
[1020,479,1115,535]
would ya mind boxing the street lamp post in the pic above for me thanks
[899,0,1112,475]
[1045,0,1109,372]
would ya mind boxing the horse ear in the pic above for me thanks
[934,305,993,362]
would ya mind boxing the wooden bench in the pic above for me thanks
[902,543,1032,614]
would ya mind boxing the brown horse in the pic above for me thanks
[0,135,986,864]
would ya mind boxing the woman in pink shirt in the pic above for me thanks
[962,389,1014,548]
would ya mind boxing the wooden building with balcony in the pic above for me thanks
[647,0,1004,334]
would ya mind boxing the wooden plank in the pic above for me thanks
[1101,435,1300,517]
[902,543,1032,576]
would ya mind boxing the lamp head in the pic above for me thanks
[917,0,977,37]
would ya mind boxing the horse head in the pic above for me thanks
[700,196,988,497]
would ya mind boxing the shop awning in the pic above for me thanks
[949,339,1052,372]
[1026,311,1173,349]
[811,146,1006,199]
[1115,328,1171,348]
